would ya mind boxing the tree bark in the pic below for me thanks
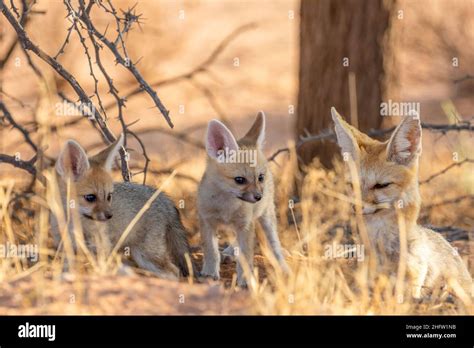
[296,0,390,167]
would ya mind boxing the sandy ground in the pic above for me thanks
[0,253,272,315]
[0,273,249,315]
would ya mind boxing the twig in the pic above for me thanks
[77,0,172,128]
[425,225,472,242]
[0,0,30,69]
[107,22,257,111]
[1,2,116,142]
[127,130,150,184]
[453,74,474,84]
[84,123,207,154]
[129,166,199,184]
[268,120,474,162]
[423,195,474,211]
[0,88,34,111]
[0,100,37,151]
[420,158,474,185]
[53,22,75,59]
[0,153,36,175]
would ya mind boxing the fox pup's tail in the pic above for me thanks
[166,207,196,277]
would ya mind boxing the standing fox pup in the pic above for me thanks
[331,107,472,300]
[53,135,193,279]
[198,112,289,286]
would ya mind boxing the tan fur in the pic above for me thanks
[332,107,472,300]
[198,112,289,286]
[52,136,194,279]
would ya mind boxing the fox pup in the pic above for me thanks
[331,107,472,300]
[53,135,194,279]
[198,112,289,286]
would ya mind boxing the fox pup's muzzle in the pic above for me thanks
[83,212,113,221]
[238,192,262,203]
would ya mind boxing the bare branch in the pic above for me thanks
[0,153,36,175]
[77,0,172,128]
[0,0,29,69]
[108,22,257,111]
[127,130,150,184]
[0,100,37,151]
[268,119,474,162]
[426,225,471,241]
[420,158,474,185]
[422,195,474,211]
[1,2,116,143]
[453,74,474,84]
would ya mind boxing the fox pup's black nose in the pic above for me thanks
[254,193,262,201]
[105,212,113,220]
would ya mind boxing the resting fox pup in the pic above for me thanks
[331,107,473,300]
[52,135,194,279]
[198,112,289,286]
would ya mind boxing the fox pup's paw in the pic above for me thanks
[199,272,220,281]
[221,245,237,264]
[237,278,248,289]
[279,260,291,276]
[200,266,220,281]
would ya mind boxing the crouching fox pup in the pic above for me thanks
[331,107,472,300]
[198,112,289,286]
[53,135,194,279]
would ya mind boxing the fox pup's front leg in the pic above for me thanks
[258,204,289,273]
[235,220,256,287]
[408,257,429,300]
[200,217,220,280]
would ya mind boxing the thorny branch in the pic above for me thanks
[0,100,37,152]
[1,0,117,143]
[0,0,29,69]
[0,153,36,176]
[268,119,474,162]
[0,1,472,242]
[43,22,256,145]
[76,0,172,128]
[114,22,257,104]
[0,0,256,183]
[419,158,474,185]
[0,0,176,182]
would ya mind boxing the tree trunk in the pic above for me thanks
[296,0,390,167]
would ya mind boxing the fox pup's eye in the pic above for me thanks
[373,183,391,189]
[258,174,265,182]
[107,193,112,202]
[234,177,247,185]
[84,194,97,202]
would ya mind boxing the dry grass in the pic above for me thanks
[0,141,472,315]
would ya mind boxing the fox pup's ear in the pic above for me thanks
[386,115,421,166]
[206,119,239,159]
[56,140,90,180]
[242,111,266,148]
[90,133,124,171]
[331,107,360,161]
